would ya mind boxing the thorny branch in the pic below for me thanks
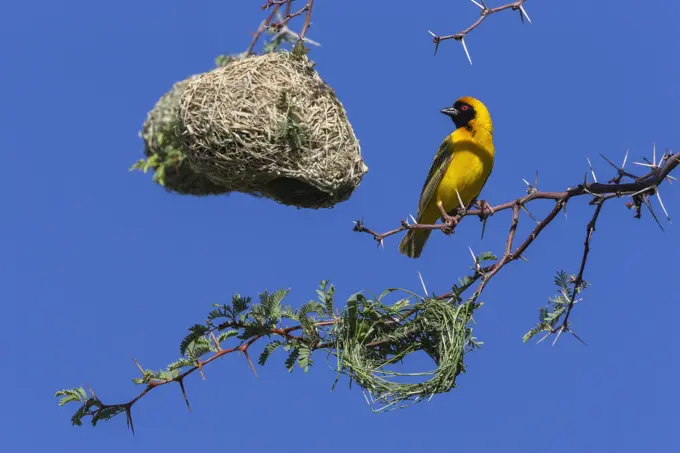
[429,0,532,63]
[248,1,531,63]
[247,0,316,55]
[59,150,676,431]
[69,318,332,433]
[355,148,679,337]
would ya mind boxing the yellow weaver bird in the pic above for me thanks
[399,96,495,259]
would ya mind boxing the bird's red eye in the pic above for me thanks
[461,105,469,111]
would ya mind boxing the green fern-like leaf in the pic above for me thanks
[281,305,299,321]
[180,324,210,356]
[258,340,283,366]
[261,288,289,319]
[230,294,251,321]
[207,304,229,323]
[91,406,125,427]
[297,301,326,341]
[523,325,548,343]
[216,330,239,345]
[297,301,327,318]
[296,344,313,372]
[479,251,498,262]
[55,387,88,406]
[167,358,194,372]
[184,336,211,361]
[285,347,300,372]
[316,280,335,314]
[554,271,570,291]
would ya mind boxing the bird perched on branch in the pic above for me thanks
[399,96,495,259]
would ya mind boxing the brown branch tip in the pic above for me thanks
[429,0,532,64]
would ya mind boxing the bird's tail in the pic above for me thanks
[398,228,432,259]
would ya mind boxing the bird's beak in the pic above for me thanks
[440,106,459,117]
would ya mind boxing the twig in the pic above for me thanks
[247,1,316,55]
[246,4,282,55]
[552,199,606,340]
[357,150,678,305]
[429,1,532,61]
[356,151,678,245]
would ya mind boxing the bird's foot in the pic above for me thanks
[437,202,459,233]
[443,213,459,232]
[475,199,495,219]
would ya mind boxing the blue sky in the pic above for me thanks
[1,0,678,451]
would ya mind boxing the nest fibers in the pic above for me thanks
[331,293,481,412]
[177,50,368,209]
[138,76,229,196]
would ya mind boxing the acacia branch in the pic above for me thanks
[552,199,606,344]
[246,0,316,55]
[57,152,676,429]
[355,150,678,303]
[429,0,532,61]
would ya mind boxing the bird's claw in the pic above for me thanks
[442,213,458,233]
[437,202,459,233]
[476,199,495,219]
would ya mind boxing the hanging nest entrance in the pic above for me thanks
[331,291,482,412]
[134,76,230,196]
[176,49,368,209]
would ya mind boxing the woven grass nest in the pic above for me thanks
[331,291,481,412]
[136,76,230,196]
[176,50,368,209]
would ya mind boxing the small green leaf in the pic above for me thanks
[285,347,300,372]
[258,340,283,366]
[297,344,313,372]
[216,330,238,344]
[180,324,209,356]
[55,387,88,406]
[479,251,498,262]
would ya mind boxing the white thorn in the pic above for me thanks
[630,186,654,198]
[586,157,597,182]
[632,161,655,168]
[535,170,539,189]
[656,190,671,223]
[470,0,485,9]
[519,5,532,23]
[461,37,472,65]
[653,143,657,166]
[522,178,531,187]
[659,151,668,167]
[622,149,629,169]
[455,188,466,210]
[468,246,478,268]
[552,326,564,346]
[519,255,529,262]
[409,214,417,224]
[427,30,436,37]
[417,271,429,298]
[536,331,551,344]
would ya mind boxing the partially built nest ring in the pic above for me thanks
[333,294,480,412]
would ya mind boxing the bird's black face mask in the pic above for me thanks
[440,101,476,129]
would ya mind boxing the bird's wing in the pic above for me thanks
[417,135,454,215]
